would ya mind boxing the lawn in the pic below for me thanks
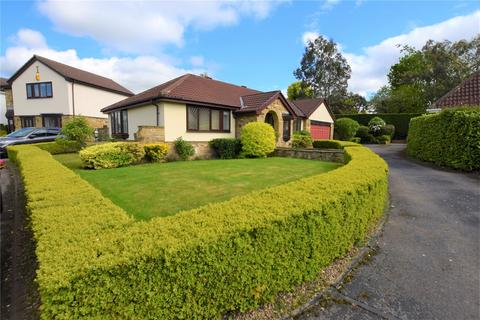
[54,153,341,220]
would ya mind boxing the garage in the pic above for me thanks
[310,121,331,140]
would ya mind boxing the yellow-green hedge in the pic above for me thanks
[9,142,388,319]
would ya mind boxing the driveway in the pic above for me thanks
[296,144,479,320]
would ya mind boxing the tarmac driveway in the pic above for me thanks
[296,144,479,320]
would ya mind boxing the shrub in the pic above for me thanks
[79,142,145,169]
[36,139,81,154]
[60,116,94,147]
[334,118,360,141]
[407,107,480,171]
[335,113,422,139]
[291,130,313,149]
[144,143,169,162]
[362,134,378,144]
[376,135,391,144]
[350,137,361,143]
[174,137,195,160]
[9,143,387,319]
[209,138,242,159]
[356,126,369,139]
[241,122,276,157]
[0,130,7,137]
[380,124,395,138]
[312,139,359,149]
[368,117,386,136]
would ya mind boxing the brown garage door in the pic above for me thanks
[311,121,331,140]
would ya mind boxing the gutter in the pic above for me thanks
[72,80,76,116]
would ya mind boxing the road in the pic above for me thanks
[296,144,480,320]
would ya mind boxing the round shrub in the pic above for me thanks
[292,130,313,149]
[80,142,145,169]
[144,143,169,162]
[334,118,360,141]
[209,138,242,159]
[376,135,391,144]
[380,124,395,138]
[368,116,386,136]
[60,116,94,147]
[174,137,195,160]
[356,125,369,139]
[241,122,276,157]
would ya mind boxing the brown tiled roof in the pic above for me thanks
[434,71,480,108]
[237,91,304,117]
[291,98,335,120]
[7,55,133,96]
[102,74,260,112]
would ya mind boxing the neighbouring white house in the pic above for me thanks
[7,55,133,130]
[101,74,334,149]
[0,78,9,129]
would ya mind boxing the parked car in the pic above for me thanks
[0,127,61,158]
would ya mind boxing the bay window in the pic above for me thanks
[187,105,231,132]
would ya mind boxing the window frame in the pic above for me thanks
[110,110,129,138]
[282,115,292,142]
[294,118,302,132]
[26,82,53,99]
[20,116,36,128]
[186,105,231,133]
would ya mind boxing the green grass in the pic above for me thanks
[54,153,341,220]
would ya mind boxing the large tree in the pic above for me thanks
[286,81,314,100]
[294,36,351,102]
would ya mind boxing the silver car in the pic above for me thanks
[0,127,61,158]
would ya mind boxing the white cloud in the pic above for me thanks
[37,0,284,53]
[0,29,207,93]
[302,31,319,45]
[190,55,205,67]
[344,10,480,96]
[322,0,341,10]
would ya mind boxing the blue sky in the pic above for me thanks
[1,1,479,96]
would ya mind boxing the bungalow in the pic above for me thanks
[101,74,334,150]
[7,55,133,130]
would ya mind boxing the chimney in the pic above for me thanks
[200,72,212,80]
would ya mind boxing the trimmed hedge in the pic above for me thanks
[36,140,81,154]
[9,142,387,319]
[80,142,145,169]
[407,108,480,171]
[241,122,276,157]
[336,113,422,139]
[209,138,242,159]
[312,139,360,149]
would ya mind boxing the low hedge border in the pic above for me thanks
[8,142,388,319]
[407,107,480,171]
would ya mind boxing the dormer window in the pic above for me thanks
[26,82,53,99]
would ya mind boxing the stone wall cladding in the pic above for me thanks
[258,98,292,148]
[136,126,165,143]
[234,114,257,139]
[274,147,344,163]
[62,115,107,129]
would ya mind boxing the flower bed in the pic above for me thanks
[8,141,388,319]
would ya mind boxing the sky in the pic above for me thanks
[1,0,479,97]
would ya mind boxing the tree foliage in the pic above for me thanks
[294,35,351,101]
[287,81,314,100]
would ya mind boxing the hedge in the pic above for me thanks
[312,139,360,149]
[36,140,81,154]
[8,142,388,319]
[335,113,422,139]
[407,108,480,171]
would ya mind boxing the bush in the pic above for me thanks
[174,137,195,160]
[368,117,386,136]
[350,137,361,143]
[0,130,7,137]
[335,113,422,139]
[356,126,369,139]
[144,143,169,162]
[240,122,276,157]
[36,139,81,154]
[407,108,480,171]
[209,138,242,159]
[376,135,391,144]
[60,116,94,147]
[312,139,360,149]
[380,124,395,138]
[334,118,360,141]
[8,143,387,319]
[79,142,145,169]
[291,130,313,149]
[362,134,378,144]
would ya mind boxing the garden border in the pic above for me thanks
[8,140,388,319]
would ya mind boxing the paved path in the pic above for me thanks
[296,144,480,320]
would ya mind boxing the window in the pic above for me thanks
[294,119,302,132]
[283,116,291,142]
[111,110,128,138]
[187,105,231,132]
[26,82,53,99]
[20,116,35,128]
[42,114,62,128]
